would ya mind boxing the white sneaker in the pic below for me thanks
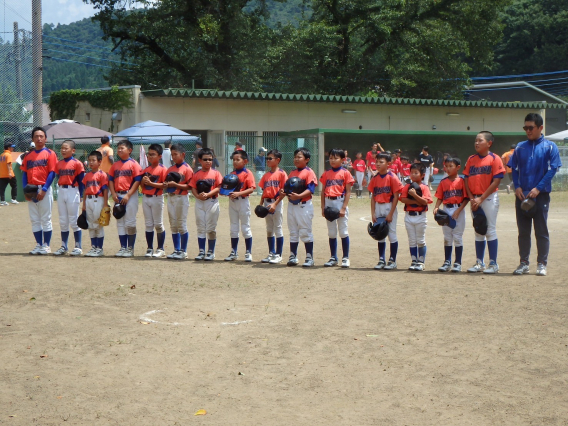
[374,259,386,270]
[467,260,485,273]
[513,262,529,275]
[38,244,51,255]
[85,247,98,257]
[29,244,42,255]
[167,250,178,259]
[438,260,451,272]
[10,199,18,204]
[324,257,338,267]
[93,248,104,257]
[145,249,154,257]
[269,254,282,264]
[0,201,8,206]
[414,262,425,271]
[450,263,462,273]
[287,254,299,266]
[244,251,252,262]
[536,263,547,276]
[224,250,238,261]
[302,254,315,267]
[53,246,68,256]
[195,250,206,261]
[341,258,350,268]
[408,261,418,271]
[69,247,83,256]
[261,253,273,263]
[483,261,499,274]
[384,260,397,270]
[115,247,127,257]
[153,248,166,258]
[204,251,216,261]
[122,247,134,258]
[173,251,187,260]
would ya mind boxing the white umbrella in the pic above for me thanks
[545,129,568,142]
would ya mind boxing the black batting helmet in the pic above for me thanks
[324,206,340,222]
[472,208,487,235]
[77,211,88,230]
[284,177,305,195]
[368,218,389,241]
[196,180,212,194]
[219,174,241,195]
[164,172,182,183]
[409,182,422,199]
[112,203,126,219]
[254,205,270,218]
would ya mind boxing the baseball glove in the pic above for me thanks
[98,205,111,226]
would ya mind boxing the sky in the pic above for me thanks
[1,0,97,40]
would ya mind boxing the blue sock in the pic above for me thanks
[410,246,418,261]
[198,237,206,251]
[33,231,43,245]
[444,246,452,262]
[290,242,299,256]
[172,233,181,251]
[180,232,189,252]
[329,238,338,259]
[276,237,284,256]
[390,241,398,261]
[245,237,252,253]
[98,237,104,249]
[73,230,82,248]
[305,241,313,257]
[127,233,136,249]
[378,242,386,260]
[231,237,239,252]
[341,236,349,258]
[418,245,427,263]
[157,231,165,250]
[61,231,70,249]
[43,230,52,246]
[145,231,154,249]
[475,240,486,263]
[268,236,275,254]
[119,234,127,248]
[455,246,463,264]
[487,239,498,263]
[208,239,216,253]
[91,238,96,248]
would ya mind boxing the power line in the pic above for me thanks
[43,37,111,53]
[44,56,119,70]
[44,41,114,55]
[3,2,31,25]
[43,34,110,50]
[472,69,568,81]
[44,48,138,66]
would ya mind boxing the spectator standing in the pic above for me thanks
[191,141,203,170]
[418,146,434,187]
[97,136,114,174]
[162,141,173,168]
[501,144,516,194]
[0,141,18,205]
[254,147,267,195]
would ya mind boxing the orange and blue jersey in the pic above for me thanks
[141,164,168,195]
[230,167,256,196]
[435,176,468,205]
[108,158,143,192]
[367,171,403,204]
[166,161,193,195]
[20,148,57,190]
[401,182,433,212]
[352,159,366,173]
[189,168,223,191]
[289,167,317,202]
[463,152,505,195]
[259,168,287,199]
[320,167,354,197]
[82,170,108,196]
[56,157,85,186]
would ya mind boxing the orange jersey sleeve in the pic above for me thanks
[463,153,505,195]
[435,177,468,204]
[259,169,287,199]
[320,168,354,197]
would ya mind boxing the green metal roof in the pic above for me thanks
[281,129,526,136]
[141,88,567,109]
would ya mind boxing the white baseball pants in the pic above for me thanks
[374,202,398,243]
[116,193,139,235]
[287,200,314,243]
[229,197,252,239]
[57,186,80,233]
[167,194,189,234]
[355,171,364,189]
[440,205,465,246]
[142,195,165,233]
[423,167,431,185]
[264,198,284,238]
[474,192,499,242]
[325,197,349,239]
[405,212,427,247]
[195,197,220,239]
[86,196,104,238]
[28,186,53,232]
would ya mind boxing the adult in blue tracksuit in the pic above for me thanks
[509,113,562,276]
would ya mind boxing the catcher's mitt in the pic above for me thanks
[98,205,111,226]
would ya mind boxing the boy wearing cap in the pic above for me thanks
[0,141,18,205]
[433,157,469,272]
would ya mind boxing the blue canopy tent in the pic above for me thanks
[114,120,201,144]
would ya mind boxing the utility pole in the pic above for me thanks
[32,0,42,126]
[13,22,23,101]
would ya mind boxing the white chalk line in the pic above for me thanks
[221,320,252,326]
[139,309,253,326]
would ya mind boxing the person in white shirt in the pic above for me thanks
[162,141,172,168]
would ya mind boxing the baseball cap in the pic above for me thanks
[30,142,36,148]
[259,147,267,152]
[4,142,15,149]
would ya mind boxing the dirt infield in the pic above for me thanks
[1,192,567,425]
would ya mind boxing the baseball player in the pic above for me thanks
[164,143,194,259]
[368,152,403,270]
[53,140,85,256]
[400,156,411,183]
[222,150,256,262]
[419,146,434,186]
[284,147,318,267]
[82,151,109,256]
[189,148,223,261]
[352,151,365,198]
[0,141,18,205]
[433,157,469,272]
[108,140,143,257]
[21,127,58,255]
[463,131,505,274]
[140,143,168,258]
[388,152,400,179]
[365,143,379,191]
[320,148,354,268]
[399,163,433,271]
[258,149,287,264]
